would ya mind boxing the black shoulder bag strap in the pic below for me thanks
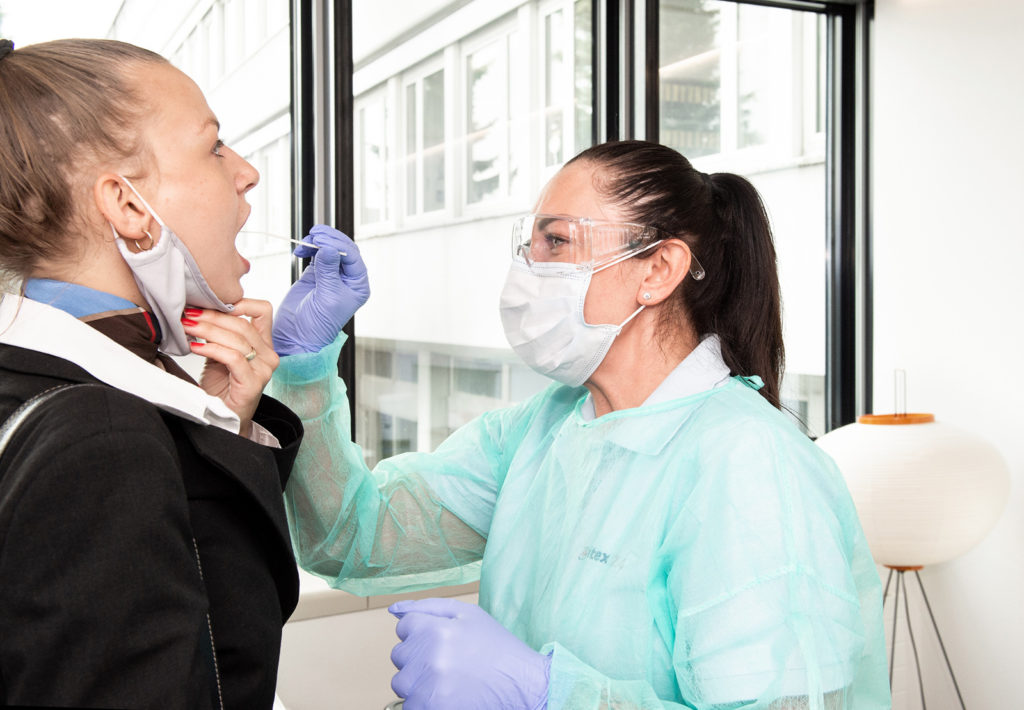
[0,383,225,709]
[0,384,81,459]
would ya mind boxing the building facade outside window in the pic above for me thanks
[404,63,447,216]
[660,0,828,436]
[352,0,593,465]
[354,0,829,464]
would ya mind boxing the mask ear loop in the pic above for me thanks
[617,302,647,330]
[119,175,168,231]
[108,176,162,252]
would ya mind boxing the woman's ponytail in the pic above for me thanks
[568,140,785,408]
[700,172,784,408]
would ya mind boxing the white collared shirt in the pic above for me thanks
[579,334,731,421]
[0,293,241,434]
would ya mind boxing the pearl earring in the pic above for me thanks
[642,292,652,301]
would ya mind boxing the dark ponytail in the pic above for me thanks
[567,140,785,408]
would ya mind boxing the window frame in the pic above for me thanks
[300,0,870,435]
[654,3,828,175]
[401,56,449,220]
[537,0,576,176]
[459,16,521,215]
[353,83,393,232]
[629,0,870,430]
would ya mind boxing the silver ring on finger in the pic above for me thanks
[245,347,257,362]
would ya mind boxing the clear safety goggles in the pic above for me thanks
[511,213,706,280]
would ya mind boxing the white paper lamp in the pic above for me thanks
[817,410,1010,708]
[816,412,1010,567]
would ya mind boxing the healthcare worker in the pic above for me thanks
[269,140,890,709]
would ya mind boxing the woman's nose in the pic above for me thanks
[229,146,260,194]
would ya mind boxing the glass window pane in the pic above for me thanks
[208,4,225,82]
[406,82,418,216]
[423,69,446,212]
[466,41,503,205]
[353,0,595,464]
[574,0,594,154]
[545,10,565,167]
[507,29,524,198]
[659,0,826,435]
[244,0,267,55]
[736,5,791,151]
[816,15,827,135]
[659,0,722,158]
[358,97,389,225]
[453,358,502,398]
[225,0,244,72]
[379,413,418,459]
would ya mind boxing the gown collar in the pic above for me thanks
[579,334,731,422]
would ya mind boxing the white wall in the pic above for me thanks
[872,0,1024,706]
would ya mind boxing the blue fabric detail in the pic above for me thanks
[24,278,139,318]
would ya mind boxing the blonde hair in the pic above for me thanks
[0,39,167,284]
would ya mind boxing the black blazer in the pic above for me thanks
[0,343,302,709]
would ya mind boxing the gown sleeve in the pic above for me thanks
[268,334,536,595]
[539,418,888,710]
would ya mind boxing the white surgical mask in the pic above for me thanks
[499,259,645,387]
[110,176,235,356]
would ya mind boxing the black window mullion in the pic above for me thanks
[644,0,659,142]
[825,5,858,430]
[590,0,600,146]
[292,0,358,436]
[334,0,356,433]
[859,1,873,420]
[602,0,622,141]
[622,0,635,138]
[290,0,315,283]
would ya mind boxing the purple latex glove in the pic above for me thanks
[272,224,370,355]
[389,598,551,710]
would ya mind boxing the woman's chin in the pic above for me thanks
[216,283,245,306]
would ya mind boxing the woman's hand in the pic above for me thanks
[179,299,279,437]
[272,224,370,355]
[389,598,551,710]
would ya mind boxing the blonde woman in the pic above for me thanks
[0,39,301,708]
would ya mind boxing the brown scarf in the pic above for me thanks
[81,307,197,384]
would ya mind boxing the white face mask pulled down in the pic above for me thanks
[110,177,236,356]
[499,254,653,387]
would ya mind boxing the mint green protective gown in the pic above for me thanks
[269,335,890,710]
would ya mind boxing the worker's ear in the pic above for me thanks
[634,240,695,306]
[94,173,158,250]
